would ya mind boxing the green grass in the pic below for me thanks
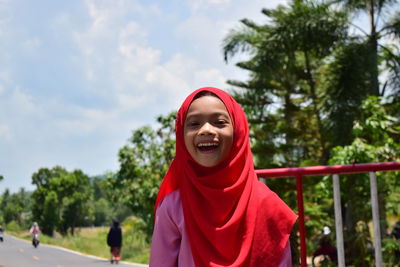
[9,226,150,264]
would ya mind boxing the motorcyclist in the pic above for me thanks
[29,222,40,247]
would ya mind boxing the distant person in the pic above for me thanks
[391,220,400,240]
[107,219,122,264]
[0,225,4,242]
[391,220,400,258]
[29,222,40,247]
[312,226,337,266]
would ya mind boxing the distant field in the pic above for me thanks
[10,226,150,264]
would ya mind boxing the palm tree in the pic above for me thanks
[329,0,400,97]
[223,0,348,165]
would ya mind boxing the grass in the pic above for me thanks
[9,226,150,264]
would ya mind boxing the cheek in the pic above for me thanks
[222,129,234,155]
[183,130,194,152]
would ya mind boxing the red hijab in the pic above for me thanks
[155,87,297,266]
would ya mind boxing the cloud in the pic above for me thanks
[186,0,232,10]
[9,86,39,115]
[0,0,291,193]
[0,124,12,140]
[22,37,42,52]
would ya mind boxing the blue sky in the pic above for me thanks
[0,0,290,192]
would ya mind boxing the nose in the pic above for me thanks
[198,122,216,135]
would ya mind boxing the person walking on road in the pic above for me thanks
[107,219,122,264]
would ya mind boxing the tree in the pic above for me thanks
[31,166,66,235]
[0,188,31,229]
[329,96,400,265]
[108,112,176,238]
[31,166,93,236]
[223,0,348,166]
[223,0,399,263]
[330,0,400,96]
[56,170,93,235]
[321,0,400,147]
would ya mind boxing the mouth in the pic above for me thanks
[196,142,219,153]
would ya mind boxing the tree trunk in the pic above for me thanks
[303,50,329,163]
[368,0,380,96]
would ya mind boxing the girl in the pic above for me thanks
[150,87,297,266]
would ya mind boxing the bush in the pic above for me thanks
[382,237,400,266]
[6,220,22,232]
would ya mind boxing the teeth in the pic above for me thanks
[197,143,218,147]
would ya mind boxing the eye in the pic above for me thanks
[186,121,200,128]
[214,119,228,126]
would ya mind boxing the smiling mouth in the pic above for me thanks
[197,142,219,152]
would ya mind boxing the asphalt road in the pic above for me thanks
[0,234,149,267]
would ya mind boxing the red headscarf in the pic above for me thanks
[155,87,297,266]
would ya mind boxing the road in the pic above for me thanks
[0,234,149,267]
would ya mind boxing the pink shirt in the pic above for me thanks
[150,190,292,267]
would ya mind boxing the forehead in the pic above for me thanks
[186,95,229,117]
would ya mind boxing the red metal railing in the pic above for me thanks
[255,162,400,267]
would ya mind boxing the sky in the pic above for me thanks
[0,0,291,192]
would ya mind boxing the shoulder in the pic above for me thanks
[255,181,288,205]
[155,190,184,229]
[157,190,182,215]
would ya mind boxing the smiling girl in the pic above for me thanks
[150,87,297,267]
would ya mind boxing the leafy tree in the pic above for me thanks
[223,0,348,166]
[89,174,132,226]
[92,198,113,226]
[31,166,93,236]
[0,188,31,228]
[321,0,400,148]
[56,170,93,235]
[330,0,400,97]
[108,112,176,238]
[31,166,66,235]
[329,96,400,265]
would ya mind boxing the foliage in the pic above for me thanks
[224,0,349,167]
[329,96,399,265]
[382,237,400,266]
[6,220,22,232]
[31,166,93,236]
[223,0,399,264]
[121,216,150,263]
[107,111,176,238]
[0,188,31,229]
[90,174,132,226]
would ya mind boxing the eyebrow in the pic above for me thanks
[185,112,230,121]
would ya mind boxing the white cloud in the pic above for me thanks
[0,124,12,140]
[187,0,231,10]
[10,87,38,114]
[22,37,42,52]
[194,68,226,87]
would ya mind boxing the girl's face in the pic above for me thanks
[184,95,234,167]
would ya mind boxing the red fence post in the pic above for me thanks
[296,175,307,267]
